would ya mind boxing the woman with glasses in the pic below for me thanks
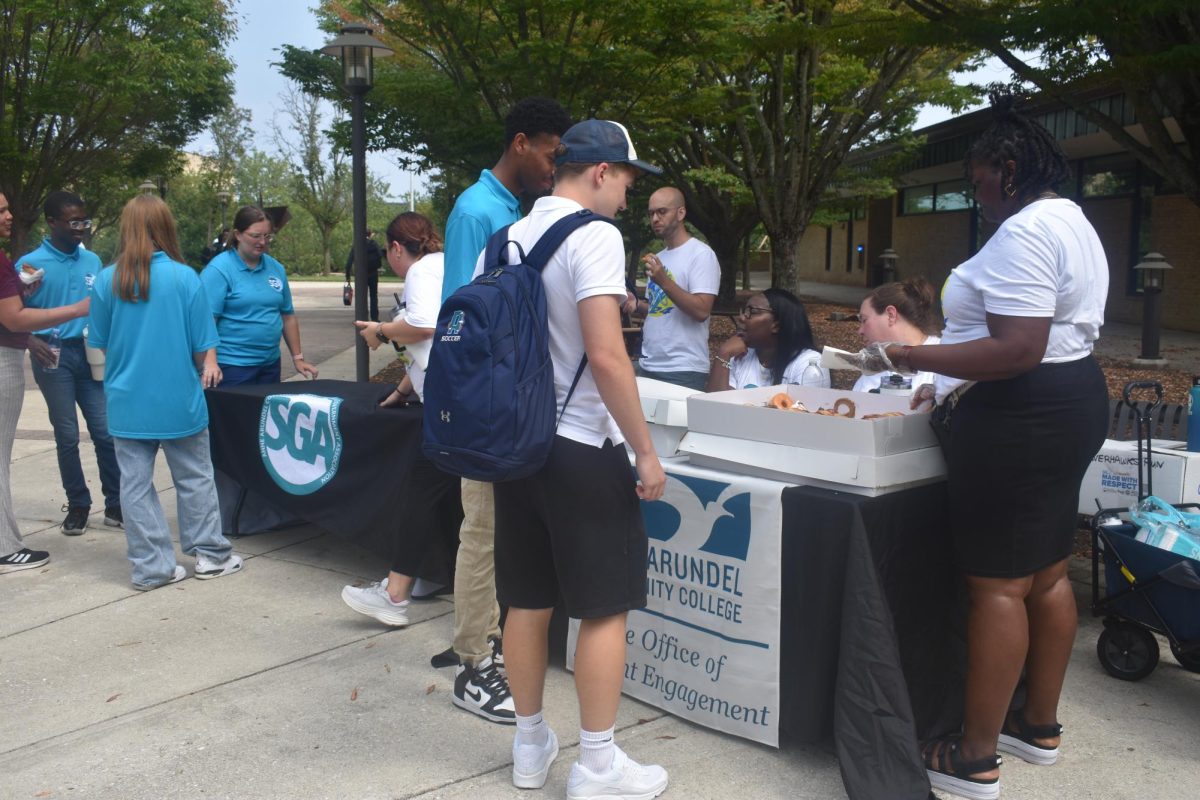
[199,205,318,385]
[707,288,829,391]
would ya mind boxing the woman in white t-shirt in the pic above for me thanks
[852,277,942,395]
[881,95,1109,800]
[341,213,456,628]
[708,288,829,391]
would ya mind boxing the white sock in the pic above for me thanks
[515,710,549,748]
[578,726,615,773]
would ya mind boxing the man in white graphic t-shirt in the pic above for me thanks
[625,186,720,391]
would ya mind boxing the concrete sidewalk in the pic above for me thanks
[3,345,1199,800]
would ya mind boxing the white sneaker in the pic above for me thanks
[512,727,558,789]
[341,579,410,626]
[195,552,244,580]
[567,745,668,800]
[133,564,187,591]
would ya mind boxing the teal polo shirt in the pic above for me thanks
[200,249,295,367]
[442,169,520,301]
[15,239,103,338]
[88,253,219,439]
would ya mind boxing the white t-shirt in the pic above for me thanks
[400,252,444,401]
[640,237,721,373]
[933,198,1108,402]
[727,348,829,389]
[473,196,627,447]
[852,335,942,395]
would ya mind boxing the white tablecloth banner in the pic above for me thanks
[568,459,786,746]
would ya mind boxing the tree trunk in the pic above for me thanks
[769,230,802,292]
[707,234,742,311]
[321,228,333,277]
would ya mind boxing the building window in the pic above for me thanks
[900,181,970,215]
[1081,154,1137,198]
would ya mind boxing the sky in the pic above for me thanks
[189,2,1017,201]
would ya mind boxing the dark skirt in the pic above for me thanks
[947,355,1108,578]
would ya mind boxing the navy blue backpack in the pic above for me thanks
[422,209,614,481]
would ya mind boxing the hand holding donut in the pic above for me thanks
[642,253,667,284]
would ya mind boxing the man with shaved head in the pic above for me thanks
[624,186,720,390]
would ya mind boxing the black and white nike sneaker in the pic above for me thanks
[452,655,515,724]
[0,548,50,573]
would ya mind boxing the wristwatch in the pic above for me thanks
[375,323,390,344]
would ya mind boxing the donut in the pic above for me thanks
[768,392,794,410]
[832,398,856,418]
[21,264,38,274]
[862,411,905,420]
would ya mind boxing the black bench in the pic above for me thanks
[1108,400,1188,441]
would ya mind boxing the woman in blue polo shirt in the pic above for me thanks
[88,194,243,590]
[200,206,318,385]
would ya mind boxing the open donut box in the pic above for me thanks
[635,376,699,459]
[679,385,946,495]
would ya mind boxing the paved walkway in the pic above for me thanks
[3,284,1199,799]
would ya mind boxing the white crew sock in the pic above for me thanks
[515,710,549,748]
[578,725,616,773]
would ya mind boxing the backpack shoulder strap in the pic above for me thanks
[525,209,614,273]
[481,224,516,271]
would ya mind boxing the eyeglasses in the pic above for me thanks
[739,305,774,319]
[647,207,679,218]
[66,219,93,231]
[243,232,275,243]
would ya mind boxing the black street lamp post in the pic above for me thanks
[1133,252,1173,367]
[321,25,393,381]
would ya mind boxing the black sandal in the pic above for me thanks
[922,736,1001,800]
[997,708,1062,766]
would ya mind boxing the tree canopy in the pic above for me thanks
[906,0,1200,207]
[0,0,236,253]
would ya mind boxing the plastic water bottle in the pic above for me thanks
[1188,376,1200,452]
[45,328,62,371]
[879,373,912,397]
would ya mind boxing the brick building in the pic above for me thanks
[794,91,1199,332]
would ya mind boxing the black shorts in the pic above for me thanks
[494,436,648,618]
[947,355,1108,578]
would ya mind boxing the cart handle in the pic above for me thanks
[1121,380,1163,410]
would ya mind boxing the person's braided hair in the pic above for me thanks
[964,90,1070,201]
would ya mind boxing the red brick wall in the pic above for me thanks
[1149,194,1200,333]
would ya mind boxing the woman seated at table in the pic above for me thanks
[200,205,318,385]
[853,277,942,395]
[340,212,457,627]
[707,288,829,391]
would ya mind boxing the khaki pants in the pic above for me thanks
[453,478,501,666]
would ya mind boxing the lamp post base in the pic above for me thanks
[1131,357,1169,368]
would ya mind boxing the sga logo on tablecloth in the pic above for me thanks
[258,394,344,495]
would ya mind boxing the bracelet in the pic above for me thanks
[374,323,390,344]
[715,355,733,369]
[291,353,304,361]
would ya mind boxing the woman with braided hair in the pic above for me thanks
[880,93,1109,799]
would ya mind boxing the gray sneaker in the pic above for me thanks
[341,579,410,626]
[195,553,244,580]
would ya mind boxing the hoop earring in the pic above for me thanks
[1004,182,1017,198]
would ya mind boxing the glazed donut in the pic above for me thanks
[832,398,856,418]
[768,392,794,410]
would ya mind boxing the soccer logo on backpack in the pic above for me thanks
[259,394,344,495]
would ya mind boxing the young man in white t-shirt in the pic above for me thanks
[481,120,669,798]
[626,187,720,391]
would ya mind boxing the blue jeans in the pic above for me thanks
[219,358,281,386]
[113,431,232,586]
[32,337,121,509]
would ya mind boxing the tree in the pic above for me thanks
[685,1,972,289]
[0,0,235,254]
[904,1,1200,208]
[273,85,350,276]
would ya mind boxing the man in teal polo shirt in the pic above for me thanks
[437,97,571,724]
[16,191,121,535]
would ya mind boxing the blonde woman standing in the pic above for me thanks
[88,195,243,590]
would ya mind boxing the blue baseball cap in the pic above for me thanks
[555,119,662,175]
